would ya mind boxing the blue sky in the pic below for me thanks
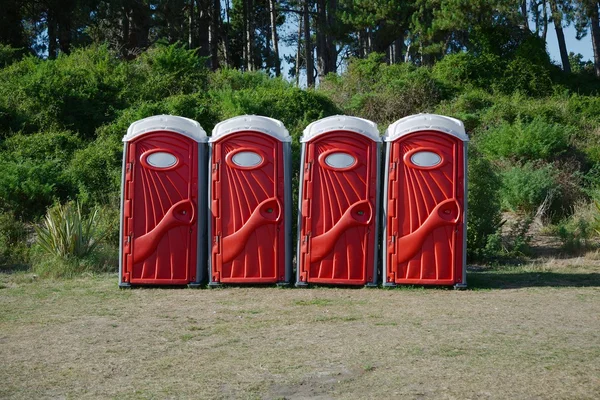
[546,23,594,65]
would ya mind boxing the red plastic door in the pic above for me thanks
[121,132,198,285]
[298,131,378,285]
[211,132,285,283]
[386,131,464,285]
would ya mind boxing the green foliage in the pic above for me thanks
[0,47,129,138]
[0,212,29,269]
[321,54,441,124]
[0,44,24,68]
[499,162,560,214]
[132,44,209,102]
[477,118,571,162]
[431,36,556,98]
[466,146,503,261]
[432,52,503,93]
[0,44,210,139]
[31,201,119,278]
[35,202,101,259]
[0,130,82,219]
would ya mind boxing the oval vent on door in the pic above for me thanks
[146,152,178,168]
[410,151,442,167]
[231,151,263,167]
[324,152,356,169]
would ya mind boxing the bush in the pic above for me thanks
[34,202,101,259]
[0,44,25,68]
[320,54,441,124]
[477,117,572,162]
[0,212,29,269]
[0,130,81,219]
[132,43,209,102]
[467,146,503,262]
[499,162,560,214]
[0,46,130,138]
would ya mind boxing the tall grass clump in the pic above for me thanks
[32,202,113,278]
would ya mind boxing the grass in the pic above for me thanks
[0,260,599,399]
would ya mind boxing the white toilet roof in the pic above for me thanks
[384,114,468,142]
[301,115,381,143]
[123,115,208,142]
[210,115,291,142]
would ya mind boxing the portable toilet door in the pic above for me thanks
[382,114,468,288]
[296,115,381,286]
[208,115,292,285]
[119,115,208,286]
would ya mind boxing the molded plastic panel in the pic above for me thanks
[385,130,465,285]
[298,130,378,285]
[210,131,286,283]
[121,131,198,285]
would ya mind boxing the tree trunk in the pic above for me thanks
[223,0,231,67]
[394,37,404,63]
[47,9,57,59]
[269,0,280,76]
[296,12,302,86]
[304,0,314,87]
[188,0,195,49]
[197,0,210,59]
[591,2,600,77]
[316,0,327,81]
[550,0,571,73]
[541,0,548,42]
[57,18,72,55]
[210,0,220,70]
[326,0,337,74]
[521,0,529,31]
[126,0,151,59]
[246,0,254,71]
[122,9,130,58]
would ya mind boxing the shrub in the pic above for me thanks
[0,44,24,68]
[0,212,29,269]
[431,52,502,93]
[478,117,571,162]
[499,162,560,214]
[133,43,209,102]
[0,46,130,138]
[319,54,441,124]
[467,146,503,261]
[34,202,101,259]
[0,130,81,219]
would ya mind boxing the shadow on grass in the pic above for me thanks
[467,270,600,289]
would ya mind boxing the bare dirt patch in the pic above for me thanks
[1,264,599,399]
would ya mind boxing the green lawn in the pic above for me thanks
[1,261,599,399]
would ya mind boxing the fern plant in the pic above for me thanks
[35,202,100,259]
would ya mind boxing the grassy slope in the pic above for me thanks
[1,262,599,399]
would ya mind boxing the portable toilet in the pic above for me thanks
[208,115,292,285]
[296,115,381,287]
[119,115,208,286]
[382,114,468,288]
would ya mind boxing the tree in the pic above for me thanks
[549,0,572,73]
[574,0,600,76]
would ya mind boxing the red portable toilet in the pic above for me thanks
[208,115,292,285]
[296,116,381,287]
[382,114,468,288]
[119,115,208,287]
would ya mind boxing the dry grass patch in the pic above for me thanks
[1,262,599,399]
